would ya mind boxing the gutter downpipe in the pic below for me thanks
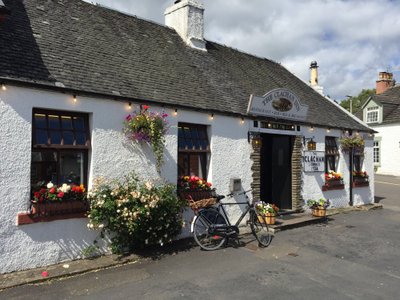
[349,147,354,206]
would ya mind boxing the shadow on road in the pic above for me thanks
[374,196,386,203]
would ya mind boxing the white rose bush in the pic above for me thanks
[87,173,186,254]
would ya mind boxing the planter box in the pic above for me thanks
[31,200,89,217]
[353,177,369,188]
[322,180,344,191]
[18,200,89,225]
[178,189,216,201]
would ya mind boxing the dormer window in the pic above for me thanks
[366,106,379,123]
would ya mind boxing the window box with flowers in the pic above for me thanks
[124,105,168,173]
[18,182,88,225]
[177,176,215,202]
[322,171,344,191]
[353,171,369,187]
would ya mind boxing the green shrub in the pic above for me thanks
[87,173,186,254]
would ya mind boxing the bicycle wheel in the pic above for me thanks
[193,208,227,251]
[250,209,273,247]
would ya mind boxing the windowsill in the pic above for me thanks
[17,212,87,225]
[322,181,345,191]
[17,200,88,225]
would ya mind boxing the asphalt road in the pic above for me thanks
[2,175,400,300]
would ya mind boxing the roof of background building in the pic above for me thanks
[0,0,370,131]
[356,86,400,125]
[372,86,400,124]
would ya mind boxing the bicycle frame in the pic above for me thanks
[217,200,252,228]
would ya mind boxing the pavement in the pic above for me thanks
[0,203,383,291]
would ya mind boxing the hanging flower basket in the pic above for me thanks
[339,135,365,152]
[124,105,168,173]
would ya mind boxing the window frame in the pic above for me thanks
[373,140,381,165]
[31,108,91,187]
[177,123,210,178]
[366,106,379,123]
[325,136,339,173]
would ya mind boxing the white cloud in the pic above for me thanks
[86,0,400,100]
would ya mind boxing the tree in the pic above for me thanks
[340,89,376,114]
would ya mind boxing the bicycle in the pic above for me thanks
[190,190,273,250]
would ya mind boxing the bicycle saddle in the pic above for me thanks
[216,195,225,201]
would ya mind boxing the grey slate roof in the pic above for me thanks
[358,86,400,125]
[0,0,370,131]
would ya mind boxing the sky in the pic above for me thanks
[84,0,400,100]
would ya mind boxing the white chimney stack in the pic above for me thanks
[164,0,206,51]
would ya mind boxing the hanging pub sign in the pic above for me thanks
[303,151,325,172]
[247,88,308,121]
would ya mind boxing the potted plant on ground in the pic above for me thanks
[307,198,330,217]
[255,202,279,225]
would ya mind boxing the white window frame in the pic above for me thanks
[373,140,380,165]
[366,106,379,123]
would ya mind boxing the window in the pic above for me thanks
[177,123,210,178]
[31,109,90,189]
[353,154,363,172]
[366,106,379,123]
[325,137,339,172]
[373,140,380,164]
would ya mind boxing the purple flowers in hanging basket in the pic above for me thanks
[131,131,151,143]
[123,105,169,144]
[123,105,169,173]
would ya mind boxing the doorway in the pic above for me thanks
[260,134,294,210]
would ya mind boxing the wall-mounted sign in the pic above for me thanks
[303,151,325,172]
[247,88,309,121]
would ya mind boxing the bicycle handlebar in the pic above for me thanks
[226,189,252,198]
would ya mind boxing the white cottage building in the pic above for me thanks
[0,0,375,273]
[356,72,400,176]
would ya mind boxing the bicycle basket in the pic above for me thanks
[188,197,217,211]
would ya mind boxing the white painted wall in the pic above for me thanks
[373,124,400,176]
[301,127,374,208]
[0,85,252,273]
[0,85,374,273]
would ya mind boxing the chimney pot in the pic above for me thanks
[376,71,395,94]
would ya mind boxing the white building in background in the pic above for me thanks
[356,72,400,176]
[0,0,374,273]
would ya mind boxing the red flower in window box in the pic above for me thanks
[178,176,212,191]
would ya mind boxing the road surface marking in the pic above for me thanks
[375,181,400,186]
